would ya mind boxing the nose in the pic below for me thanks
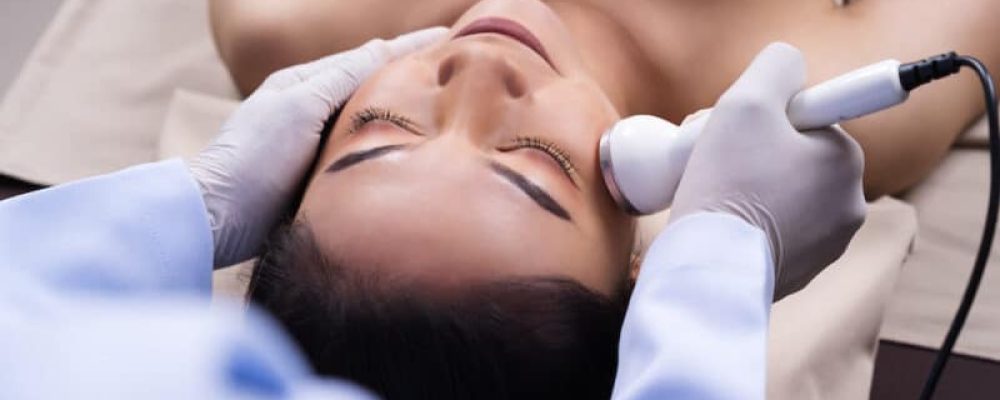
[436,40,531,146]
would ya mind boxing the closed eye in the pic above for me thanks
[348,106,423,135]
[498,136,580,187]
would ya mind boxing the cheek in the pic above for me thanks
[574,210,636,286]
[603,213,638,267]
[531,80,619,159]
[294,183,333,227]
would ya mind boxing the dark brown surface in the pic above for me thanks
[0,174,41,200]
[871,340,1000,399]
[2,175,998,399]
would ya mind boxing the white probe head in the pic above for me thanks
[599,115,700,215]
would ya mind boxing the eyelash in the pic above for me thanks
[348,106,417,134]
[348,106,578,179]
[502,136,578,177]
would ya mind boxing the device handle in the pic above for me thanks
[787,60,908,130]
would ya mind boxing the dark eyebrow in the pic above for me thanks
[489,161,572,222]
[325,145,571,222]
[326,144,409,173]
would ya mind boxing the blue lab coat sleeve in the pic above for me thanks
[612,213,775,400]
[0,160,374,399]
[0,159,214,296]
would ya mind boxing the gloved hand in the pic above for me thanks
[669,42,866,300]
[188,27,448,268]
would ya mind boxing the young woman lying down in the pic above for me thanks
[207,0,1000,398]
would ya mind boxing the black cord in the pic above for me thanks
[916,56,999,400]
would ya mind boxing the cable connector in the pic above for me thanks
[899,52,961,91]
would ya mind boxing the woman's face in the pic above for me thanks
[296,0,635,296]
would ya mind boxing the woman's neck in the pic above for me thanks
[549,2,664,118]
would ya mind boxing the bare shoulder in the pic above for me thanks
[630,0,1000,196]
[210,0,478,95]
[813,0,1000,195]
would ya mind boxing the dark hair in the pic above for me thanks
[248,221,629,399]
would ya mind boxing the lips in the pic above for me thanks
[455,17,554,68]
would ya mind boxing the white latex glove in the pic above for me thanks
[188,27,448,267]
[669,43,867,300]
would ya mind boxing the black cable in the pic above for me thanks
[913,55,999,400]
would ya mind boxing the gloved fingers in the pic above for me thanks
[295,26,447,85]
[259,47,379,93]
[716,42,807,114]
[287,59,382,120]
[800,124,868,228]
[382,26,450,60]
[261,27,448,92]
[800,124,866,179]
[286,28,448,116]
[829,126,868,232]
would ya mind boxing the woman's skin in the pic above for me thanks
[210,0,1000,293]
[211,0,1000,198]
[297,1,635,295]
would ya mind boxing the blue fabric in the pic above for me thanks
[0,160,373,399]
[0,160,773,399]
[0,159,213,297]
